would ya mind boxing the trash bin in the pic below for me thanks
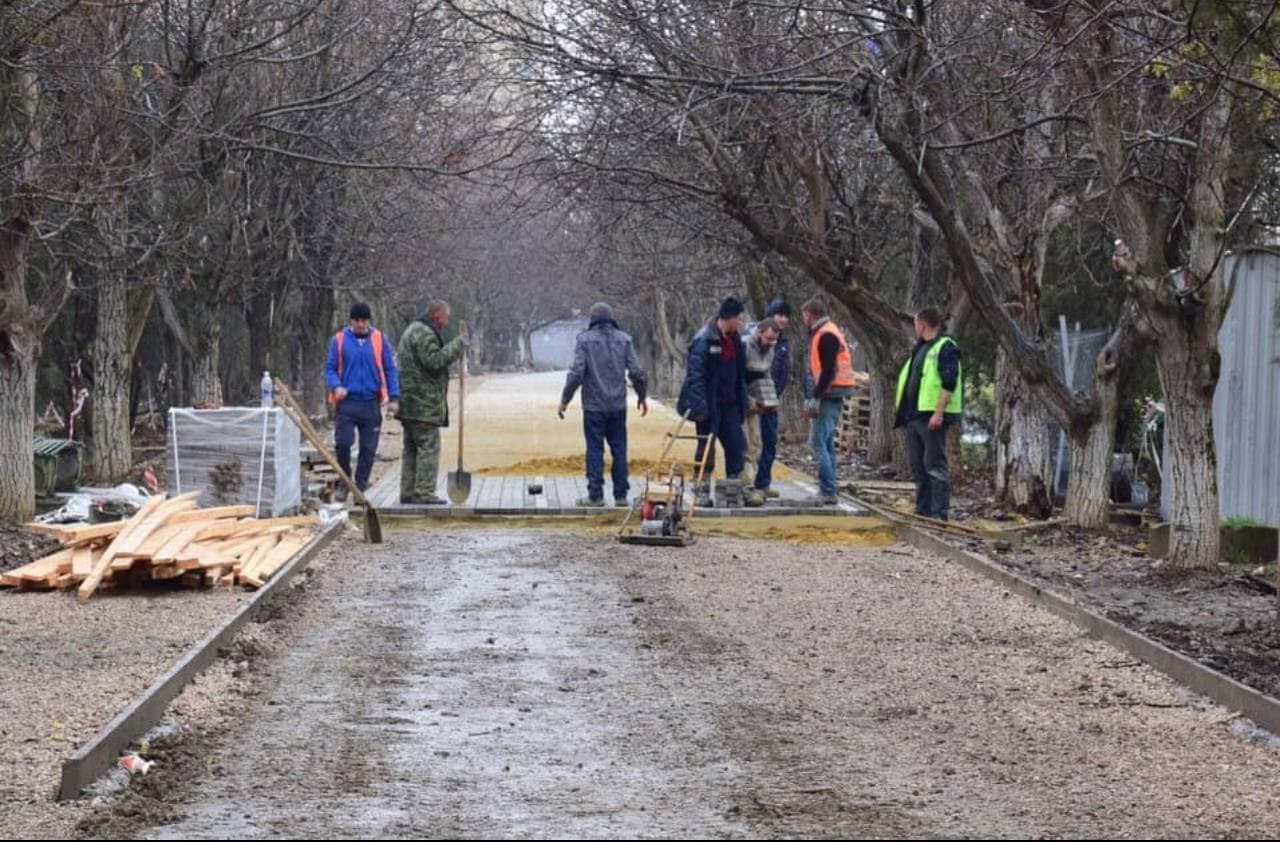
[33,437,85,497]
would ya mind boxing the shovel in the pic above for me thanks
[273,379,383,543]
[446,325,472,504]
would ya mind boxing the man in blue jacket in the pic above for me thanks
[677,296,748,507]
[324,303,400,499]
[559,302,649,507]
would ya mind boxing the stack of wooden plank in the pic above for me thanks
[5,492,317,599]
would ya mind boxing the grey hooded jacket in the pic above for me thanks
[560,318,648,413]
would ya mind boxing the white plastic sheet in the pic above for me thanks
[167,408,301,516]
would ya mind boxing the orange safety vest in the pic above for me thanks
[329,329,389,403]
[808,320,857,390]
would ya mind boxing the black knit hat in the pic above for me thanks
[350,303,373,320]
[718,296,745,319]
[765,298,792,318]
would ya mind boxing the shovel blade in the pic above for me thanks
[446,470,472,505]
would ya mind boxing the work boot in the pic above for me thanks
[401,494,447,505]
[744,488,766,507]
[614,497,630,508]
[576,496,605,508]
[694,485,714,508]
[334,485,349,503]
[764,487,781,499]
[805,492,840,507]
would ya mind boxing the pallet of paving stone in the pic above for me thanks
[7,494,317,599]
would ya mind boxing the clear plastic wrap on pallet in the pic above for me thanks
[166,408,301,516]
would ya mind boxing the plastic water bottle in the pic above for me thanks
[260,371,273,407]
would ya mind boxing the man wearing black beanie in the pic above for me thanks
[323,303,400,500]
[677,295,748,506]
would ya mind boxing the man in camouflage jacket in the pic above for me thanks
[396,300,466,504]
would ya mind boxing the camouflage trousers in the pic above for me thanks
[400,420,442,500]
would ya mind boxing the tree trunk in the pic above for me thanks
[652,286,689,402]
[246,296,272,382]
[172,333,186,408]
[90,273,132,482]
[1064,393,1118,529]
[866,372,897,465]
[777,329,806,438]
[296,286,335,415]
[190,320,223,407]
[994,350,1053,517]
[1156,335,1220,569]
[0,330,38,519]
[520,325,535,369]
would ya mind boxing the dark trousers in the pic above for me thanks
[334,398,382,490]
[694,402,747,482]
[584,409,629,502]
[755,411,779,490]
[905,416,950,519]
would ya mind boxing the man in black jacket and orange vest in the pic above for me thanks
[801,299,861,505]
[324,303,400,500]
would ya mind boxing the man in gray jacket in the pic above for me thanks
[559,303,649,507]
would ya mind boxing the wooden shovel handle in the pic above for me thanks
[457,321,466,472]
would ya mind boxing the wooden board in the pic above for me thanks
[195,515,318,542]
[242,533,309,587]
[124,524,190,560]
[6,548,74,582]
[71,546,95,578]
[24,522,74,538]
[151,523,206,563]
[236,534,282,581]
[44,520,129,547]
[150,565,184,580]
[165,505,256,524]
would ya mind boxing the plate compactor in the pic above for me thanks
[617,413,713,547]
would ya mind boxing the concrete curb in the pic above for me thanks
[58,520,344,800]
[893,522,1280,736]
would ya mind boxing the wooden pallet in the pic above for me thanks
[837,394,872,453]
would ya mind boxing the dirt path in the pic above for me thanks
[85,526,1280,839]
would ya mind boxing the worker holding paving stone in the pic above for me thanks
[742,316,782,507]
[396,300,468,505]
[558,302,649,508]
